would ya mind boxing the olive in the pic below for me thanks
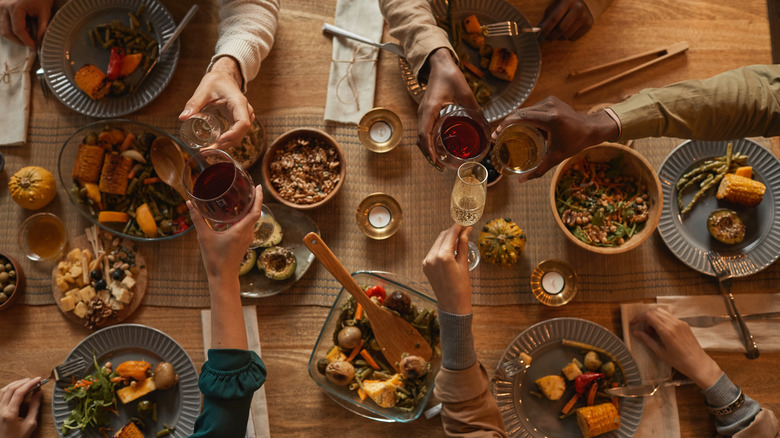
[384,291,411,314]
[325,361,355,386]
[0,272,7,283]
[399,355,428,380]
[153,362,178,390]
[112,269,125,281]
[94,279,107,290]
[90,270,103,281]
[316,358,329,375]
[2,284,13,294]
[337,326,362,349]
[137,400,156,418]
[0,293,7,303]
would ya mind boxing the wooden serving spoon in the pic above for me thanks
[303,232,432,370]
[150,137,191,200]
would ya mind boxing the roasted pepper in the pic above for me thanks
[574,372,604,394]
[107,47,126,80]
[365,285,386,303]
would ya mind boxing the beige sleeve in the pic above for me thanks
[582,0,615,22]
[434,363,508,437]
[378,0,455,80]
[608,65,780,142]
[209,0,280,92]
[733,409,780,438]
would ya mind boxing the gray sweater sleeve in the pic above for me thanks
[703,372,762,436]
[437,309,477,370]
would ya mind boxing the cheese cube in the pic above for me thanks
[115,288,132,305]
[68,265,83,279]
[73,301,89,319]
[67,248,82,262]
[97,289,111,303]
[66,288,81,302]
[78,286,96,303]
[56,276,71,292]
[121,275,136,289]
[110,298,124,310]
[60,296,76,312]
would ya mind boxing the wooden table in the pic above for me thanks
[1,0,777,437]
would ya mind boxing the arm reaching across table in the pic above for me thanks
[0,0,52,48]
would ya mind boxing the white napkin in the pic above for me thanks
[201,305,270,438]
[657,293,780,352]
[620,303,681,438]
[323,0,383,124]
[0,39,35,146]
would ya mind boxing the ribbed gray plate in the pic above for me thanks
[657,139,780,276]
[494,318,643,438]
[52,324,200,437]
[399,0,541,122]
[41,0,178,118]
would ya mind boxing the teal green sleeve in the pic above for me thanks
[190,349,266,438]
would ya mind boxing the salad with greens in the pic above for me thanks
[61,355,120,435]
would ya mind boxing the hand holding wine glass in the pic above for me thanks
[450,162,488,270]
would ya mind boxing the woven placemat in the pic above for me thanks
[4,111,780,307]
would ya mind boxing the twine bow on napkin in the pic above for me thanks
[0,39,36,146]
[332,45,377,112]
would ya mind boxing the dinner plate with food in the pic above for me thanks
[493,318,643,438]
[41,0,179,117]
[52,228,147,329]
[399,0,541,122]
[52,324,199,437]
[657,138,780,276]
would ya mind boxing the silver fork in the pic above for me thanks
[322,23,405,57]
[35,49,52,100]
[481,22,541,37]
[706,250,760,359]
[26,357,87,394]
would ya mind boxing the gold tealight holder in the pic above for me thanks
[357,108,403,153]
[530,259,578,306]
[356,193,403,240]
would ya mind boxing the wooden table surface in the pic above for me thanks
[2,0,777,437]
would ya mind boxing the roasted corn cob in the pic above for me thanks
[576,402,621,438]
[716,173,766,207]
[71,144,105,182]
[99,153,133,195]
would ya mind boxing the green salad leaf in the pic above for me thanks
[61,354,119,435]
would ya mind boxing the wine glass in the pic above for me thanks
[180,105,231,149]
[183,148,255,231]
[450,162,488,270]
[433,105,490,169]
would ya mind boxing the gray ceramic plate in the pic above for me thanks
[239,203,318,298]
[52,324,200,437]
[41,0,179,117]
[657,139,780,276]
[493,318,643,438]
[399,0,541,122]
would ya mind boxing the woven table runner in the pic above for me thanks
[5,111,780,307]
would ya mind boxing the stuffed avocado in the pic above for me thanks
[239,249,258,276]
[707,209,746,244]
[257,246,297,280]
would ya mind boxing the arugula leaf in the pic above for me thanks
[62,354,118,435]
[605,154,625,179]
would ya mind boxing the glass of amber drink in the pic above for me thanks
[18,212,67,261]
[491,123,546,176]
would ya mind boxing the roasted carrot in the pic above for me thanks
[354,303,364,321]
[118,132,136,152]
[346,339,364,362]
[143,176,161,185]
[561,393,580,414]
[586,381,599,406]
[462,59,484,78]
[360,349,380,370]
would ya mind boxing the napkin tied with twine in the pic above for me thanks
[0,39,35,146]
[323,0,383,124]
[201,306,270,438]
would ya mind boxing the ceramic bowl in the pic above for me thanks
[0,252,25,312]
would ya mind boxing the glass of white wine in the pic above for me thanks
[450,162,488,270]
[491,123,546,176]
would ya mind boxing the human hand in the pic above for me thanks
[538,0,594,41]
[418,48,480,170]
[179,56,254,150]
[422,225,473,314]
[0,377,42,438]
[188,185,263,281]
[630,308,723,389]
[492,96,618,183]
[0,0,52,48]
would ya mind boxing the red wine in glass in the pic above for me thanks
[441,115,488,159]
[191,161,254,229]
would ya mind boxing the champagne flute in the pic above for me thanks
[183,148,255,231]
[450,162,488,270]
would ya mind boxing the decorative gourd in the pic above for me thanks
[478,218,526,265]
[9,166,57,210]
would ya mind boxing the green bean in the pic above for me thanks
[396,385,411,396]
[102,38,116,48]
[136,4,147,16]
[129,13,140,29]
[89,30,97,46]
[146,20,153,33]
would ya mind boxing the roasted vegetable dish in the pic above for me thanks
[555,154,650,247]
[69,125,191,239]
[316,284,440,412]
[675,142,751,214]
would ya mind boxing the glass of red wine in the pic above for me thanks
[183,148,255,231]
[433,105,490,170]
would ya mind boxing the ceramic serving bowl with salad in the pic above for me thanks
[308,271,441,422]
[549,143,662,255]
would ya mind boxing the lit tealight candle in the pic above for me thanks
[369,121,393,143]
[368,205,392,229]
[541,271,565,294]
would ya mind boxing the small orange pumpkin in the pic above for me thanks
[9,166,57,210]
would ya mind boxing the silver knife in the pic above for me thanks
[136,4,198,89]
[680,311,780,328]
[604,379,694,398]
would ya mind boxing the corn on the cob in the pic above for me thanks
[576,402,621,437]
[99,153,133,195]
[716,173,766,207]
[72,144,105,182]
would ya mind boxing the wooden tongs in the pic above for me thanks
[570,41,689,96]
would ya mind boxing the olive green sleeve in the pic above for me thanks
[582,0,614,22]
[609,65,780,142]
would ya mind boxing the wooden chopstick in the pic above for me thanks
[572,41,689,97]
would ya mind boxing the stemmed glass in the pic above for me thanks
[180,105,231,149]
[450,162,488,270]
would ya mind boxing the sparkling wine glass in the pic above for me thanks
[183,148,255,231]
[450,162,488,270]
[180,105,231,149]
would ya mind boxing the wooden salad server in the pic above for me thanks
[150,137,191,200]
[303,232,433,369]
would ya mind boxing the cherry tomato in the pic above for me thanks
[365,285,386,303]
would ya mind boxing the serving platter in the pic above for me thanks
[52,324,200,437]
[493,318,643,438]
[399,0,541,122]
[657,139,780,276]
[41,0,179,117]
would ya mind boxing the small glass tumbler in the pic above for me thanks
[180,105,232,148]
[434,105,490,169]
[491,123,546,176]
[18,212,67,261]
